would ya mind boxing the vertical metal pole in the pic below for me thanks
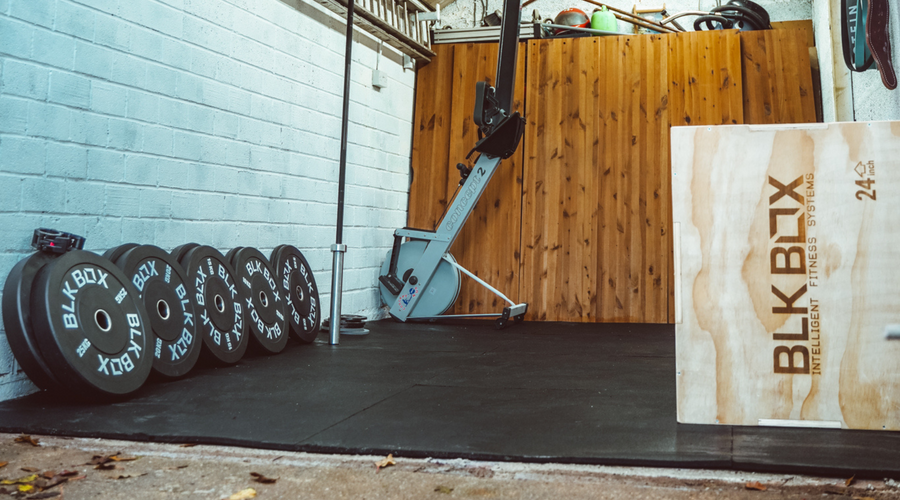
[493,0,522,115]
[330,0,357,345]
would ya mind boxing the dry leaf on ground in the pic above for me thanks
[0,474,39,485]
[250,472,277,484]
[57,471,79,477]
[744,481,767,491]
[375,454,396,472]
[228,488,257,500]
[435,485,454,494]
[34,476,69,491]
[93,463,119,471]
[111,473,147,480]
[167,465,189,470]
[845,475,855,486]
[109,455,138,462]
[179,443,197,448]
[0,462,7,469]
[41,471,55,479]
[20,467,40,472]
[25,491,59,499]
[17,484,35,493]
[466,467,494,479]
[14,435,40,447]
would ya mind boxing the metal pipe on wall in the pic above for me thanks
[329,0,358,346]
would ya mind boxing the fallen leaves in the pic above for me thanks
[466,467,494,479]
[250,472,277,484]
[21,467,40,472]
[375,454,396,473]
[25,492,59,499]
[179,443,197,448]
[435,485,454,494]
[228,488,257,500]
[845,475,856,487]
[14,435,40,447]
[111,472,147,480]
[0,462,7,469]
[0,474,39,485]
[744,481,767,491]
[88,453,139,470]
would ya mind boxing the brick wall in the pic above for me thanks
[0,0,415,400]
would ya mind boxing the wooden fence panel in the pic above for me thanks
[521,35,671,322]
[741,29,817,124]
[409,43,455,231]
[408,30,810,324]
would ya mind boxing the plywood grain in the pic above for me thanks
[741,29,817,125]
[672,121,900,430]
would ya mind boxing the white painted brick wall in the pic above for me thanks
[0,0,416,400]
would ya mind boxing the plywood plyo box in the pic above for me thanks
[672,121,900,430]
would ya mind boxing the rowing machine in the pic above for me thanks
[378,0,527,329]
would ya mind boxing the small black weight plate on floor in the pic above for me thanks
[322,314,367,329]
[271,245,320,343]
[177,246,248,364]
[170,243,200,264]
[229,247,288,354]
[29,250,153,397]
[1,252,63,391]
[114,245,201,378]
[102,243,139,263]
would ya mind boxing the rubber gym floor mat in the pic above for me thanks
[0,321,897,478]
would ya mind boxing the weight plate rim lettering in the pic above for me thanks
[271,245,320,344]
[230,247,288,354]
[117,244,202,378]
[179,245,248,365]
[29,250,154,397]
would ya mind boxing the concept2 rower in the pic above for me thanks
[378,0,527,328]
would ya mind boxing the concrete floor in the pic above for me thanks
[0,433,897,499]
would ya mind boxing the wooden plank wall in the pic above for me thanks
[667,31,744,128]
[408,42,526,315]
[408,29,815,323]
[740,29,817,124]
[521,35,670,322]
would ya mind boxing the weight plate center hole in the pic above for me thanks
[157,299,170,321]
[95,309,112,332]
[295,285,304,301]
[214,294,226,313]
[258,291,268,308]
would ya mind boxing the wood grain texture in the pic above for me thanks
[409,43,455,231]
[771,20,815,47]
[672,121,900,430]
[667,30,743,127]
[741,29,817,125]
[521,35,670,322]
